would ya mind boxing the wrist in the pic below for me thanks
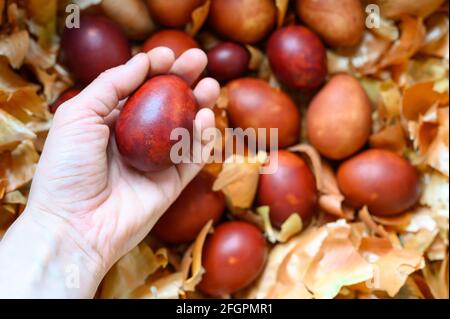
[0,208,106,298]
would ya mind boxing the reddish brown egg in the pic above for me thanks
[207,42,250,83]
[267,25,327,90]
[306,74,372,160]
[208,0,276,44]
[296,0,365,48]
[226,78,301,149]
[257,150,318,227]
[49,89,81,113]
[147,0,205,28]
[141,29,198,58]
[115,75,198,172]
[152,171,225,244]
[198,221,268,296]
[337,149,421,216]
[61,15,131,85]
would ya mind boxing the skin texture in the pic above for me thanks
[49,89,81,113]
[152,171,225,243]
[198,221,268,296]
[226,78,301,149]
[61,15,131,85]
[147,0,205,27]
[306,74,372,160]
[115,75,198,172]
[208,0,276,44]
[296,0,365,48]
[267,25,327,90]
[142,30,199,58]
[337,149,421,216]
[0,48,220,298]
[257,150,318,227]
[207,42,250,83]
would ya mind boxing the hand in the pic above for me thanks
[25,48,219,279]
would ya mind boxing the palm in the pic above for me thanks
[27,48,219,268]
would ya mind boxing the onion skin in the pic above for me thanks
[267,25,327,90]
[198,221,268,296]
[141,29,199,58]
[207,42,250,83]
[101,0,155,40]
[147,0,205,28]
[115,75,198,172]
[296,0,365,48]
[337,149,421,216]
[208,0,276,44]
[306,74,372,160]
[257,150,318,227]
[152,171,225,244]
[226,78,301,149]
[49,89,81,113]
[61,15,131,85]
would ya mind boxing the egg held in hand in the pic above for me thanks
[115,75,198,172]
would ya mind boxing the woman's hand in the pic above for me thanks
[0,47,220,298]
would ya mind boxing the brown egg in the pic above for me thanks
[337,149,421,216]
[257,150,318,227]
[115,75,198,172]
[147,0,205,28]
[152,171,225,244]
[267,25,327,90]
[226,78,301,149]
[208,0,276,44]
[296,0,365,48]
[141,29,199,58]
[198,221,268,296]
[306,74,372,160]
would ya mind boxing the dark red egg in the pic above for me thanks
[60,15,131,85]
[141,29,199,58]
[267,25,327,90]
[152,171,225,244]
[226,78,301,149]
[146,0,205,28]
[49,88,81,113]
[207,42,250,83]
[115,75,198,172]
[198,221,268,296]
[257,150,318,227]
[337,149,421,216]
